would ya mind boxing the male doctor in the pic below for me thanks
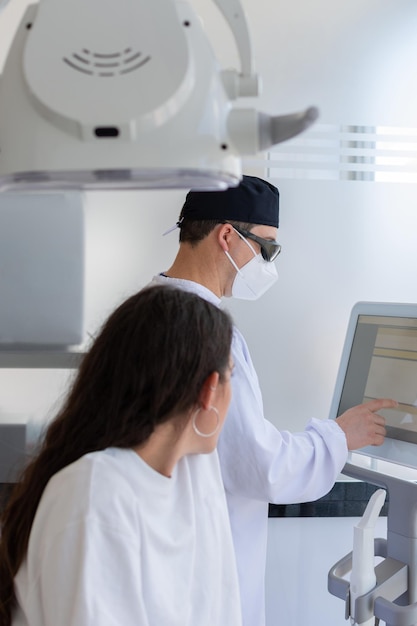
[151,175,394,626]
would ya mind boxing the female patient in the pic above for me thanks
[0,285,241,626]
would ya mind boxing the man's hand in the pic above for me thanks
[335,398,398,450]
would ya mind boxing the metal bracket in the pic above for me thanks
[328,538,409,624]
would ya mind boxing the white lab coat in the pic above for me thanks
[151,274,348,626]
[13,448,242,626]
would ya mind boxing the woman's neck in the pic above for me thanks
[133,419,188,477]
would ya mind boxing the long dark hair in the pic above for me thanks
[0,285,233,625]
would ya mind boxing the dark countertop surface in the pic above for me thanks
[268,481,388,517]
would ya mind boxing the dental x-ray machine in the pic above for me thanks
[0,0,318,192]
[328,302,417,626]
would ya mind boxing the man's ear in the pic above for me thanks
[198,371,220,410]
[216,223,234,253]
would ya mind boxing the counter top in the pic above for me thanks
[268,481,389,517]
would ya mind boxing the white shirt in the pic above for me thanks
[13,447,242,626]
[151,275,348,626]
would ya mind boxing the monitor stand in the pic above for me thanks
[328,456,417,625]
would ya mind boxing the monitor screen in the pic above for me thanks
[329,302,417,470]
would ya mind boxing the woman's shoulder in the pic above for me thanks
[42,449,139,514]
[31,449,144,539]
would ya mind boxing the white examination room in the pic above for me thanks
[1,1,417,625]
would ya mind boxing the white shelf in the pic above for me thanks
[0,350,85,369]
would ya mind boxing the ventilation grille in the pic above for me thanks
[245,124,417,183]
[63,47,151,77]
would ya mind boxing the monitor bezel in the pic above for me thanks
[329,301,417,470]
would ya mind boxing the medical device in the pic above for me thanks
[328,301,417,626]
[329,301,417,470]
[0,0,318,192]
[0,192,85,346]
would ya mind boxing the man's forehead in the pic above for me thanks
[250,224,278,237]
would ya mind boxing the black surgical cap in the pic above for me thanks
[180,175,279,228]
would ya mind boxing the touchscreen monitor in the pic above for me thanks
[329,302,417,469]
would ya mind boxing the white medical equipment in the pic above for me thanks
[349,489,387,626]
[0,192,85,347]
[0,0,318,192]
[328,301,417,626]
[0,191,85,481]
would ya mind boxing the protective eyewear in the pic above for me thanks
[232,226,281,262]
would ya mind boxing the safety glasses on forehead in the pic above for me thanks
[231,225,282,262]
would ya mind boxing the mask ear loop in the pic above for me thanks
[225,250,243,275]
[232,227,258,257]
[225,228,259,274]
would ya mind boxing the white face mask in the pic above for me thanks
[225,229,278,300]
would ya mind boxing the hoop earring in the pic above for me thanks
[192,406,220,438]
